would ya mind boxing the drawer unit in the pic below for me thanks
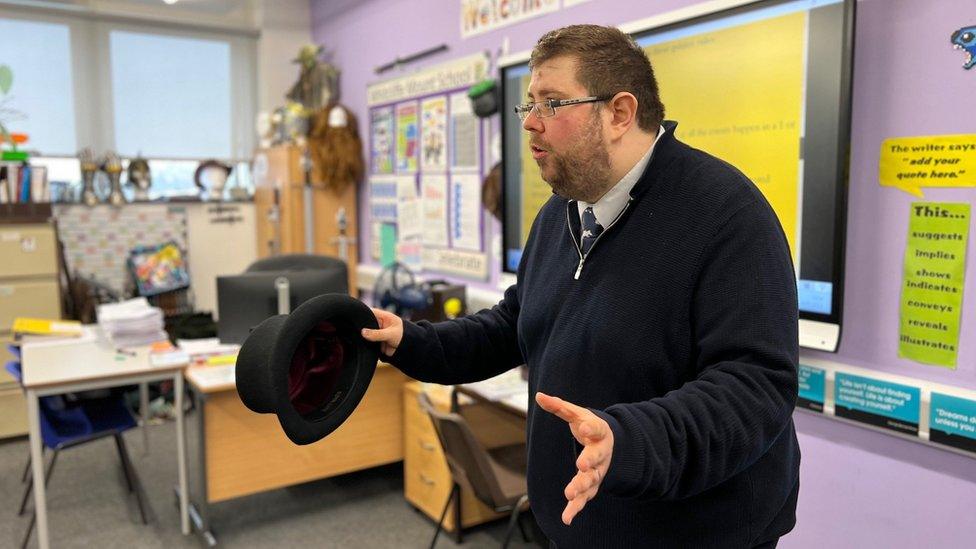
[0,386,27,438]
[0,280,61,331]
[0,224,58,278]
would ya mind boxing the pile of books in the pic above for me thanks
[0,163,48,204]
[96,297,168,348]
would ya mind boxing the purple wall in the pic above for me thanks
[311,0,976,545]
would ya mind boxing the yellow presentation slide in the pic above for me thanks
[519,74,555,247]
[646,12,806,257]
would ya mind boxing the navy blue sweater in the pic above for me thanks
[390,121,800,548]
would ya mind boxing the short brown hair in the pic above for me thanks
[529,24,665,132]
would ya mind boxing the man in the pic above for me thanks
[362,25,800,548]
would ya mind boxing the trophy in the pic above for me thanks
[127,156,152,201]
[78,148,99,207]
[104,151,126,206]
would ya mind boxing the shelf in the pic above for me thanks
[0,203,52,224]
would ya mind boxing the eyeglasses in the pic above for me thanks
[513,95,614,122]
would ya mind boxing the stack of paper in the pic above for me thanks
[461,369,527,401]
[177,338,240,358]
[97,297,168,348]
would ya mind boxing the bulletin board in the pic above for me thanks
[365,53,491,280]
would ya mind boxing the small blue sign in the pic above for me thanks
[834,373,920,434]
[930,393,976,453]
[798,364,825,411]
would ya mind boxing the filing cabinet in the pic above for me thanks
[0,220,61,438]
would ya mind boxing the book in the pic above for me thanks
[12,317,84,337]
[30,165,48,203]
[20,165,30,203]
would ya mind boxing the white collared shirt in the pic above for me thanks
[578,124,665,228]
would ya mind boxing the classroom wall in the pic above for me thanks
[311,0,976,545]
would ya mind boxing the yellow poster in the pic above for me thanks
[879,134,976,197]
[645,12,806,258]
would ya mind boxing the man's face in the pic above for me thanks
[523,55,611,203]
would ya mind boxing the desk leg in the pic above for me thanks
[27,390,50,549]
[175,373,190,535]
[140,382,150,455]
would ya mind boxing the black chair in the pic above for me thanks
[418,392,530,549]
[246,253,347,274]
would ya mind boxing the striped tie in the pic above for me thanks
[581,206,604,256]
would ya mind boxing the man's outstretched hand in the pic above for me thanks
[535,392,614,526]
[360,308,404,356]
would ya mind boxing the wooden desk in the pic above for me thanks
[183,362,408,546]
[21,329,190,549]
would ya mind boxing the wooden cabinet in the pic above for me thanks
[252,145,358,292]
[403,382,526,534]
[0,219,61,438]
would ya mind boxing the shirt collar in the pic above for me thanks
[578,124,665,227]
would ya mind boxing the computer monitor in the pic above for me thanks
[216,267,349,345]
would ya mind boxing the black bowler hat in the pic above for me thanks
[235,293,380,445]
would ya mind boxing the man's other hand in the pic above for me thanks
[360,308,404,356]
[535,392,614,526]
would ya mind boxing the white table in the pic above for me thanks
[21,328,190,549]
[456,369,529,417]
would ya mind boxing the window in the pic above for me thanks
[0,8,256,198]
[110,31,232,159]
[0,18,76,155]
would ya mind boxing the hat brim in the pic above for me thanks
[236,294,379,446]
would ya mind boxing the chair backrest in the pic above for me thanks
[417,392,507,508]
[246,254,346,273]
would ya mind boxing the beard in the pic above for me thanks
[533,112,612,202]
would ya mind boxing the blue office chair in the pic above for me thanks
[5,360,148,549]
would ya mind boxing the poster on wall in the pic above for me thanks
[421,174,449,248]
[451,173,482,251]
[929,392,976,453]
[371,222,381,260]
[423,247,488,279]
[369,177,398,222]
[898,202,970,368]
[421,97,448,172]
[397,240,423,272]
[834,373,920,436]
[879,134,976,197]
[370,106,394,174]
[797,364,826,413]
[460,0,560,38]
[450,91,480,171]
[396,102,419,173]
[397,175,422,239]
